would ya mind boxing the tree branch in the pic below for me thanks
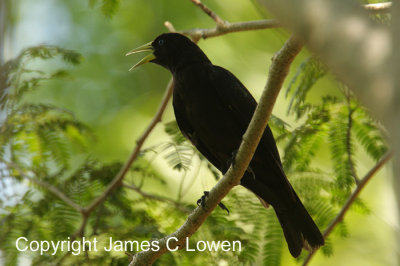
[164,21,176,32]
[302,150,393,265]
[257,0,392,124]
[175,2,390,40]
[255,1,399,258]
[179,19,281,40]
[69,1,281,242]
[129,35,303,266]
[84,79,173,215]
[364,2,392,13]
[72,215,89,239]
[68,79,175,238]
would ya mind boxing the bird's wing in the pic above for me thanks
[173,92,224,171]
[210,65,282,164]
[210,65,296,203]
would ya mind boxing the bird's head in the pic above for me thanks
[126,33,210,73]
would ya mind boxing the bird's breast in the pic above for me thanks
[172,71,244,158]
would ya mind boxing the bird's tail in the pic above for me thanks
[274,190,324,258]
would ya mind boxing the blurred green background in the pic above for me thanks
[0,0,398,265]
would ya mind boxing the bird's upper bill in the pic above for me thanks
[125,41,155,71]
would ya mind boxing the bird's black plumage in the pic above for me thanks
[129,33,324,257]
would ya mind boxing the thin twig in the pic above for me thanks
[302,150,393,266]
[190,0,225,26]
[364,2,392,13]
[1,159,84,213]
[31,178,84,213]
[72,215,89,239]
[129,35,303,266]
[175,2,390,40]
[164,21,176,32]
[180,19,281,40]
[123,183,191,213]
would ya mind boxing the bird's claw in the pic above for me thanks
[247,166,255,179]
[196,191,230,215]
[196,191,209,208]
[226,150,238,169]
[218,201,230,215]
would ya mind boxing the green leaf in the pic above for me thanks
[328,105,355,190]
[164,120,187,145]
[263,209,283,266]
[101,0,120,18]
[161,142,194,171]
[352,108,387,161]
[286,57,327,118]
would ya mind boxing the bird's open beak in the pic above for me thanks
[126,42,156,71]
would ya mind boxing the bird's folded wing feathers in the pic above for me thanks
[173,92,224,171]
[209,65,283,165]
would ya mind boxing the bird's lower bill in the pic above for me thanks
[128,53,156,71]
[126,42,155,71]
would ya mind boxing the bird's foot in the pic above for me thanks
[218,201,230,215]
[196,191,209,208]
[196,191,230,215]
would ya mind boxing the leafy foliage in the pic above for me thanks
[88,0,120,18]
[0,45,81,110]
[285,57,327,118]
[262,209,283,266]
[369,12,391,26]
[281,57,388,262]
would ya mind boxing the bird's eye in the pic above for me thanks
[158,39,165,46]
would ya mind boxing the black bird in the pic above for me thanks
[127,33,324,257]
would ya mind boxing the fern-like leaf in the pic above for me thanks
[161,142,194,171]
[164,120,187,145]
[101,0,120,18]
[263,209,283,266]
[328,105,355,190]
[352,108,387,161]
[286,57,327,118]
